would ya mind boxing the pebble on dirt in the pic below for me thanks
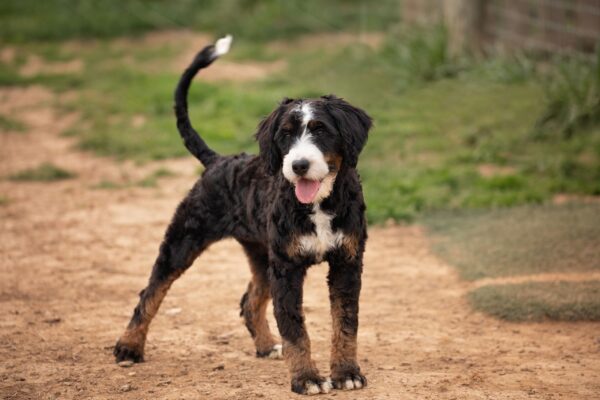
[212,363,225,371]
[118,360,134,368]
[120,384,133,392]
[165,307,182,316]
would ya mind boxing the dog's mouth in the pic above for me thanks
[295,178,321,204]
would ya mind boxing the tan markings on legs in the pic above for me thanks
[330,297,358,370]
[283,336,317,376]
[244,278,277,354]
[341,233,359,259]
[118,277,176,352]
[286,234,301,258]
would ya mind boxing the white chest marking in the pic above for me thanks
[298,205,344,260]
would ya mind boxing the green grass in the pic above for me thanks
[0,115,25,132]
[380,25,464,86]
[426,203,600,281]
[91,168,176,190]
[135,167,177,188]
[37,43,600,221]
[0,195,9,206]
[91,180,125,190]
[30,36,595,223]
[9,163,76,182]
[535,49,600,138]
[2,3,599,223]
[469,281,600,322]
[0,0,398,43]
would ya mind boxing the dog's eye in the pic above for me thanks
[280,124,294,135]
[308,121,327,135]
[312,126,327,135]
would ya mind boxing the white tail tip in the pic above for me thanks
[215,35,233,56]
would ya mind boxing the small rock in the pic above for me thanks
[128,372,136,377]
[118,360,134,368]
[212,363,225,371]
[44,318,62,324]
[120,384,133,392]
[165,307,182,316]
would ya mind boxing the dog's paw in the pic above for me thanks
[113,340,144,364]
[256,344,283,360]
[291,373,332,395]
[330,370,367,391]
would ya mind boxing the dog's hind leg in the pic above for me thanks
[238,241,282,359]
[114,197,217,363]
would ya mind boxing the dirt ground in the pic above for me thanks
[1,86,599,400]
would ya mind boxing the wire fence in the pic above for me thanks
[403,0,600,56]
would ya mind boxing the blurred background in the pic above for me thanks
[1,0,599,336]
[1,2,600,398]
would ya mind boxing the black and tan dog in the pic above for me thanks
[114,35,372,395]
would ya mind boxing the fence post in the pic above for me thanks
[443,0,485,56]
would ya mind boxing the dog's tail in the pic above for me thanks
[174,35,232,167]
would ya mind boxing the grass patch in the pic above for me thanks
[47,39,599,222]
[0,62,26,86]
[136,167,176,188]
[0,0,398,43]
[535,49,600,138]
[91,180,126,190]
[380,25,463,87]
[0,195,9,206]
[9,163,76,182]
[3,4,599,223]
[469,281,600,321]
[426,203,600,280]
[0,115,26,132]
[91,168,176,189]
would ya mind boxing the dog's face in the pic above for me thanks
[256,95,372,204]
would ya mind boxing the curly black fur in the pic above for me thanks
[115,39,373,395]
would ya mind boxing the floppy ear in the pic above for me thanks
[323,95,372,168]
[255,98,293,175]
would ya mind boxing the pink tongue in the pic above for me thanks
[295,179,321,204]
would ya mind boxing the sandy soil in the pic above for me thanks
[1,86,599,400]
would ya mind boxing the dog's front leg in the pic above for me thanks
[269,260,332,395]
[327,250,367,390]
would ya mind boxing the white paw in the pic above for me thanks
[321,378,333,393]
[344,378,363,390]
[267,344,283,359]
[305,378,332,395]
[331,374,366,391]
[214,35,232,56]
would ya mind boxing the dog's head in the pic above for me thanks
[255,95,372,204]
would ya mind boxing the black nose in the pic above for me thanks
[292,159,310,176]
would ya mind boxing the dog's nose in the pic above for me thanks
[292,159,310,176]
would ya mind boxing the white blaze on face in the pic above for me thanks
[299,102,313,127]
[282,102,337,203]
[282,132,329,183]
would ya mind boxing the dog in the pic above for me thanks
[113,35,372,395]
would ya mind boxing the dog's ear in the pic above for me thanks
[255,98,293,175]
[324,95,372,168]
